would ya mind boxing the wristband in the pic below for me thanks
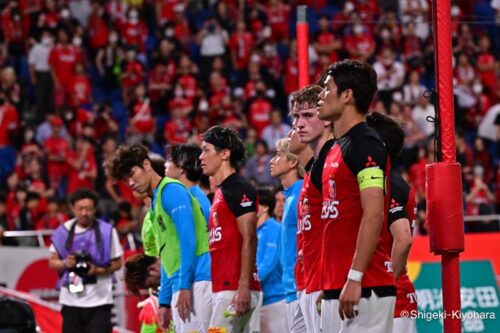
[159,304,171,309]
[348,269,363,282]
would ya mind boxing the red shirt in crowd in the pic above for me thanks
[130,99,154,134]
[44,135,71,180]
[70,75,92,107]
[164,117,191,144]
[122,61,145,93]
[477,52,497,91]
[49,44,82,86]
[88,11,109,49]
[229,31,255,70]
[283,58,299,95]
[0,103,18,146]
[67,148,97,194]
[120,21,147,53]
[266,2,290,42]
[247,97,272,137]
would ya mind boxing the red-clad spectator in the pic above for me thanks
[0,90,18,147]
[283,40,298,95]
[35,198,67,245]
[344,19,375,62]
[260,42,283,81]
[246,3,271,45]
[70,62,92,109]
[121,48,145,102]
[49,29,82,107]
[44,117,71,193]
[19,0,43,16]
[93,102,119,139]
[456,131,475,184]
[172,4,192,50]
[332,1,355,34]
[311,52,330,84]
[105,0,129,26]
[466,166,495,216]
[455,52,476,87]
[313,15,341,64]
[476,35,498,93]
[156,0,183,25]
[353,0,380,22]
[409,145,430,201]
[229,20,255,71]
[88,1,109,51]
[120,9,147,54]
[473,137,493,182]
[164,99,192,144]
[23,158,54,200]
[401,22,424,70]
[266,0,290,42]
[129,84,155,143]
[2,4,24,45]
[175,55,198,103]
[67,136,97,194]
[44,0,59,29]
[245,81,273,137]
[148,60,173,105]
[453,23,477,58]
[209,71,229,98]
[61,107,94,138]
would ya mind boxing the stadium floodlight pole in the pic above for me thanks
[427,1,465,333]
[296,5,309,89]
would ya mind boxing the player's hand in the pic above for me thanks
[65,255,76,269]
[338,279,361,320]
[157,306,173,331]
[316,290,323,315]
[233,285,251,315]
[176,289,193,322]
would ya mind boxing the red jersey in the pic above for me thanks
[298,140,335,293]
[122,61,145,90]
[0,104,18,146]
[120,21,147,52]
[44,136,71,178]
[477,52,497,90]
[321,123,394,295]
[229,31,255,70]
[345,34,375,60]
[248,98,272,137]
[209,173,261,292]
[284,58,299,95]
[131,99,154,133]
[314,31,339,63]
[70,76,92,107]
[176,74,197,101]
[67,149,97,194]
[266,4,289,42]
[385,171,418,317]
[49,44,82,86]
[88,13,109,49]
[164,118,191,144]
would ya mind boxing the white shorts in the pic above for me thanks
[286,293,306,333]
[393,317,416,333]
[321,290,395,333]
[260,300,287,333]
[172,281,213,333]
[209,290,261,333]
[301,291,321,333]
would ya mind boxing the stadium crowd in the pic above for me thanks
[0,0,499,247]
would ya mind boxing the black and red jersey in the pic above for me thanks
[321,122,395,296]
[386,170,418,317]
[209,173,261,293]
[298,139,335,293]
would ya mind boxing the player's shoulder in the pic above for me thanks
[220,173,256,197]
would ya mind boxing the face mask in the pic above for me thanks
[61,9,70,19]
[42,36,53,46]
[353,25,363,35]
[73,37,82,47]
[344,2,354,13]
[472,83,483,95]
[108,35,118,43]
[164,28,174,37]
[381,29,390,40]
[451,6,460,17]
[25,130,34,142]
[129,10,138,24]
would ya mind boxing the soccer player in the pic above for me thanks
[290,85,335,332]
[255,187,287,332]
[318,59,396,332]
[106,143,212,333]
[270,137,306,332]
[164,143,212,223]
[367,112,418,333]
[199,126,261,331]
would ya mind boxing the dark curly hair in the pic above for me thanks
[104,143,150,180]
[124,254,157,296]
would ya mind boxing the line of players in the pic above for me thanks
[108,59,418,333]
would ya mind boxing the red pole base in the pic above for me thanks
[442,253,462,333]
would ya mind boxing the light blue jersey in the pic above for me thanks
[257,217,285,306]
[189,185,211,226]
[280,179,303,303]
[155,182,211,305]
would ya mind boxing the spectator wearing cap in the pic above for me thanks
[44,116,71,197]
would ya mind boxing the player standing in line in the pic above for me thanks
[318,60,396,332]
[290,85,335,332]
[255,187,287,332]
[270,135,307,333]
[199,126,262,332]
[164,143,212,224]
[106,143,212,333]
[366,112,418,333]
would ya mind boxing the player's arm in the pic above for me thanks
[390,219,412,279]
[162,183,196,321]
[340,137,388,320]
[235,211,258,313]
[158,267,173,330]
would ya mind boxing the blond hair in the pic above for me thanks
[275,138,305,178]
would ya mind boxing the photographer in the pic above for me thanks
[48,189,123,333]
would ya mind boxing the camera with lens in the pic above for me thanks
[73,250,92,277]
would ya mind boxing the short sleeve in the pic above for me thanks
[345,136,387,191]
[223,180,257,218]
[388,185,409,226]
